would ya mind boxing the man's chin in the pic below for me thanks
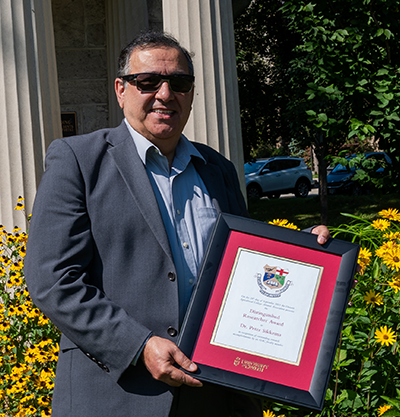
[148,125,182,141]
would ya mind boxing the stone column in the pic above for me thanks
[105,0,149,128]
[163,0,246,193]
[0,0,62,230]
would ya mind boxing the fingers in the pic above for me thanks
[311,225,331,245]
[141,335,203,388]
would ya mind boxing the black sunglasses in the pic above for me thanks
[121,73,195,94]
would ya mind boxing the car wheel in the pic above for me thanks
[247,184,262,199]
[294,179,310,198]
[267,193,281,199]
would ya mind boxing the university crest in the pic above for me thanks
[257,264,291,297]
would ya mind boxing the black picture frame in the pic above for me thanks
[178,213,359,411]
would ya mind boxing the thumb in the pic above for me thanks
[172,349,198,373]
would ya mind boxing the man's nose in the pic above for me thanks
[155,80,174,101]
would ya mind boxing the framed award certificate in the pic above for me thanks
[178,213,359,411]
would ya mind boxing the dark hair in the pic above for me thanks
[117,31,194,78]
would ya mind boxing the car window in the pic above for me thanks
[281,159,301,169]
[265,160,281,172]
[244,161,265,175]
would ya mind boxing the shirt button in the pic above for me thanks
[168,272,176,281]
[176,209,181,215]
[189,278,194,284]
[183,242,189,249]
[167,327,178,337]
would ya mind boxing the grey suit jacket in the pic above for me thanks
[25,122,257,417]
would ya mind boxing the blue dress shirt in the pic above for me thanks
[125,120,218,323]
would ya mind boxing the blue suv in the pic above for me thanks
[327,152,392,195]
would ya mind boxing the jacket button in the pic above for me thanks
[167,326,178,337]
[168,272,176,281]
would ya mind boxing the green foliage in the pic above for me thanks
[0,199,59,417]
[248,191,400,232]
[264,208,400,417]
[329,151,394,192]
[281,0,400,182]
[235,0,301,160]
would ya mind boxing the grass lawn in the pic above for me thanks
[247,191,400,231]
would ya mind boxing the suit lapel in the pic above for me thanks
[192,152,231,214]
[106,124,173,262]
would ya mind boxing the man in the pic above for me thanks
[25,31,329,417]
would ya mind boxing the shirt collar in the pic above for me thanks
[124,118,205,167]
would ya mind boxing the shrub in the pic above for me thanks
[265,209,400,417]
[2,199,400,417]
[0,198,59,417]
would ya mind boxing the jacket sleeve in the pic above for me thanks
[24,139,152,383]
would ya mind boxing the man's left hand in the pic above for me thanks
[311,225,330,245]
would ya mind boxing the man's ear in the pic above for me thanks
[115,79,125,109]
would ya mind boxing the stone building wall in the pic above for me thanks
[147,0,163,30]
[52,0,108,135]
[51,0,163,136]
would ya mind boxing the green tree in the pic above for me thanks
[235,0,300,161]
[236,0,400,224]
[281,0,400,222]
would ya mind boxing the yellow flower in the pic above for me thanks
[383,231,400,241]
[24,350,37,363]
[38,367,55,389]
[0,321,10,332]
[20,393,35,404]
[269,219,299,230]
[38,314,50,326]
[38,395,51,406]
[26,306,41,319]
[37,339,53,348]
[357,247,372,274]
[377,404,392,416]
[372,218,391,231]
[7,272,24,288]
[10,260,23,272]
[14,304,26,316]
[0,255,11,266]
[263,411,276,417]
[364,290,384,306]
[375,325,396,346]
[41,408,52,417]
[270,219,289,226]
[14,196,25,211]
[283,222,299,230]
[379,208,400,221]
[376,240,396,258]
[382,246,400,271]
[7,306,17,316]
[6,233,16,244]
[19,245,27,257]
[47,343,59,361]
[26,405,37,415]
[388,276,400,293]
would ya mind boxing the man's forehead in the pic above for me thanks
[129,46,189,72]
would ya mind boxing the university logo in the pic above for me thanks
[257,264,291,297]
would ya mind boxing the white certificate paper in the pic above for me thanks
[211,248,323,365]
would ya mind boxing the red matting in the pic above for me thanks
[191,230,342,391]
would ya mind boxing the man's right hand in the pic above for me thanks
[141,335,203,388]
